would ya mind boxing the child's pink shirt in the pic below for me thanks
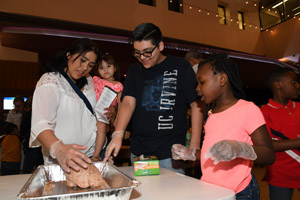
[201,99,265,193]
[93,76,123,106]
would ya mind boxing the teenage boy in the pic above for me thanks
[261,67,300,200]
[104,23,203,173]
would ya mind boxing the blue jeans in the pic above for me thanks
[235,172,260,200]
[269,184,300,200]
[131,153,184,174]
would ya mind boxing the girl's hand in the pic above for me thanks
[104,105,117,121]
[50,141,92,173]
[205,140,257,165]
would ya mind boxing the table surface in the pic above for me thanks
[0,166,235,200]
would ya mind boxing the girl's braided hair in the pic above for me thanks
[203,53,245,99]
[200,53,246,122]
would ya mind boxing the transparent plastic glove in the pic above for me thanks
[103,130,124,163]
[50,140,91,173]
[171,144,196,161]
[205,140,257,165]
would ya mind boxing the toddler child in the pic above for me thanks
[92,53,123,161]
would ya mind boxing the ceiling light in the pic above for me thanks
[279,58,288,62]
[292,6,300,11]
[272,0,288,9]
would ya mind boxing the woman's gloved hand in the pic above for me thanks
[50,140,91,173]
[171,144,196,161]
[205,140,257,165]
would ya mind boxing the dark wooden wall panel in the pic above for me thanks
[0,60,40,117]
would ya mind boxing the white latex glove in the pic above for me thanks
[172,144,196,161]
[205,140,257,165]
[103,130,124,163]
[50,140,91,173]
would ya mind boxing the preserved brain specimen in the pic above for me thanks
[65,164,110,189]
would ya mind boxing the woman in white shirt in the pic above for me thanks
[30,38,101,173]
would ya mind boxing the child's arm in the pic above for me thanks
[113,91,123,127]
[92,121,107,161]
[251,125,275,165]
[204,125,275,165]
[189,98,204,150]
[117,91,122,104]
[270,133,300,152]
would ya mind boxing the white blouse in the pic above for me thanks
[30,72,97,163]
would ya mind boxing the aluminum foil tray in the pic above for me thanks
[17,162,140,200]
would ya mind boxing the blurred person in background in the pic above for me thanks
[20,96,44,174]
[6,96,24,130]
[185,50,204,74]
[0,122,22,175]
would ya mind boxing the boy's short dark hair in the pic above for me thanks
[266,67,296,90]
[132,23,162,45]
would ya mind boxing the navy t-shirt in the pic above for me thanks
[122,55,198,159]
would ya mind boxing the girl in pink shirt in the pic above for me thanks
[92,53,123,161]
[172,54,275,199]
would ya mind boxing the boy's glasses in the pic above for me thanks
[132,43,159,58]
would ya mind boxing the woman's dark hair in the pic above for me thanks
[46,38,101,89]
[94,53,120,81]
[132,23,162,45]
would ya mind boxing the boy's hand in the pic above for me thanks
[172,144,196,161]
[103,130,124,163]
